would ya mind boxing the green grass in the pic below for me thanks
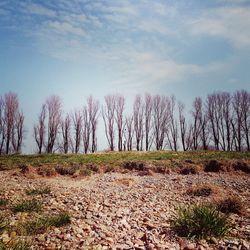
[0,151,250,170]
[18,212,71,235]
[25,187,51,196]
[172,204,229,239]
[12,200,42,213]
[46,212,71,227]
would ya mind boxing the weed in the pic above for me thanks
[172,204,229,239]
[12,199,42,213]
[217,196,244,214]
[25,187,51,196]
[0,198,8,207]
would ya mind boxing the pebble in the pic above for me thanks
[0,170,249,249]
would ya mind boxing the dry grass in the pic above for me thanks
[187,183,221,197]
[179,165,201,175]
[217,196,245,215]
[115,178,135,187]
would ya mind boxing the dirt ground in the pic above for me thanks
[0,166,250,250]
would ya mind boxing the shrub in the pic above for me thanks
[104,165,114,173]
[180,165,199,175]
[26,187,51,196]
[12,199,42,213]
[217,196,244,214]
[204,160,223,172]
[55,165,77,175]
[123,161,145,171]
[0,164,11,171]
[37,166,56,177]
[79,168,92,176]
[86,164,99,172]
[187,184,216,197]
[233,161,250,174]
[172,204,229,239]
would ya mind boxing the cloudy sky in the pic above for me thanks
[0,0,250,152]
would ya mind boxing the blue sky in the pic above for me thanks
[0,0,250,152]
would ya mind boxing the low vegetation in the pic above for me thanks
[204,160,223,172]
[187,183,219,197]
[0,214,8,233]
[0,198,8,207]
[0,151,250,171]
[26,186,51,196]
[12,199,42,213]
[172,204,229,239]
[217,196,244,215]
[180,165,200,175]
[0,240,31,250]
[18,212,71,235]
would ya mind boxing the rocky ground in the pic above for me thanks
[0,166,250,250]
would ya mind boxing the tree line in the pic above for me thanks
[0,90,249,154]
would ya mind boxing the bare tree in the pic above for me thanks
[12,111,24,153]
[46,95,62,153]
[102,95,116,151]
[124,115,134,151]
[190,97,203,150]
[167,96,178,151]
[232,91,244,151]
[178,102,192,151]
[4,93,19,154]
[206,93,221,150]
[217,92,232,151]
[241,90,250,151]
[133,95,144,151]
[87,96,99,153]
[72,109,82,154]
[34,104,46,154]
[152,95,170,150]
[82,106,90,154]
[61,113,71,154]
[0,97,6,155]
[115,95,125,151]
[144,94,153,151]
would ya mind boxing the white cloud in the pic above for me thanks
[110,51,225,92]
[47,20,85,36]
[25,3,56,17]
[189,7,250,48]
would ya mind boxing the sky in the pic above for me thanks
[0,0,250,153]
